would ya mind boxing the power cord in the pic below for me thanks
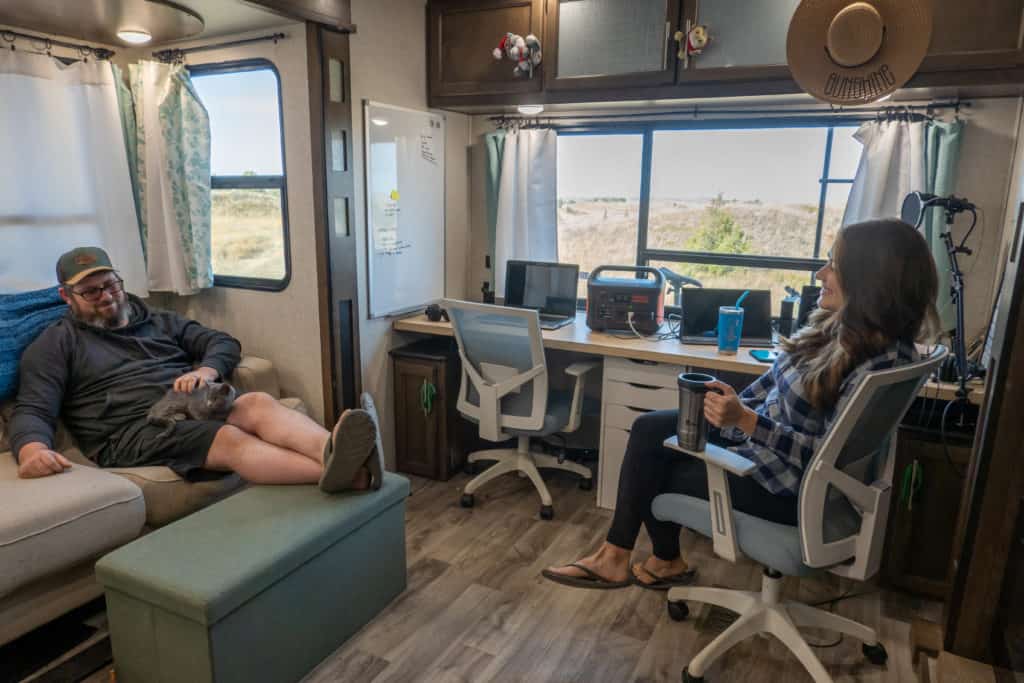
[799,584,880,649]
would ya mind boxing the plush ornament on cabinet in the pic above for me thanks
[674,22,710,68]
[491,31,542,77]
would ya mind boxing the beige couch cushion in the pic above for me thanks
[0,453,145,599]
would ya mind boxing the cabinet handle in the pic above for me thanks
[626,406,652,414]
[627,382,660,390]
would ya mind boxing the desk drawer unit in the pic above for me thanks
[598,358,686,509]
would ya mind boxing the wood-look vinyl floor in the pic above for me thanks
[303,469,943,683]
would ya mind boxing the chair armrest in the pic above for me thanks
[662,436,757,477]
[230,357,281,399]
[663,436,749,562]
[564,361,600,377]
[563,360,600,433]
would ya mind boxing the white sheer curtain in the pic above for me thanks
[494,128,558,296]
[842,119,926,226]
[0,50,147,295]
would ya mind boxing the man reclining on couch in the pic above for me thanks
[9,247,380,494]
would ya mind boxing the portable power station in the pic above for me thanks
[586,266,665,334]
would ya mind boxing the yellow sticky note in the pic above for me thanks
[389,189,400,201]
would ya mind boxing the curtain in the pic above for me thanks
[0,50,147,295]
[493,128,558,296]
[484,130,507,287]
[129,60,212,295]
[843,117,964,331]
[842,118,927,226]
[923,121,965,330]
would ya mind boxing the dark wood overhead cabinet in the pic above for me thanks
[427,0,1024,110]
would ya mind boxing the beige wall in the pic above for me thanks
[350,0,472,468]
[149,24,327,424]
[467,97,1022,341]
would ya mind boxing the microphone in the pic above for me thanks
[915,193,976,212]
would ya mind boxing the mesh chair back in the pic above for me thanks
[444,299,548,440]
[799,346,947,579]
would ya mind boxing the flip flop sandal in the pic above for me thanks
[630,564,698,591]
[319,409,378,494]
[541,563,633,590]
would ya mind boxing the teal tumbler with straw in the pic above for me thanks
[717,290,748,355]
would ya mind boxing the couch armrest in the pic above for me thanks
[230,357,280,399]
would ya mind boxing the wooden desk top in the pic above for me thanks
[393,311,986,405]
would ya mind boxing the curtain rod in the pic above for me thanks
[491,99,968,126]
[0,29,114,60]
[153,32,286,63]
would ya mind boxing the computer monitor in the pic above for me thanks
[504,260,579,318]
[679,288,773,346]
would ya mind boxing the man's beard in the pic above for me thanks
[70,298,130,329]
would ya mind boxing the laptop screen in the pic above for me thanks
[679,288,773,342]
[504,261,579,317]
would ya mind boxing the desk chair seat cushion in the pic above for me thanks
[652,492,860,577]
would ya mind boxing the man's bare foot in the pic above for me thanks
[545,542,632,583]
[632,555,690,585]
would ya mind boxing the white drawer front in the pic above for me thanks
[604,356,685,388]
[598,427,631,510]
[604,380,678,412]
[604,403,654,431]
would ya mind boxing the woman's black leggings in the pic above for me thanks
[606,410,799,560]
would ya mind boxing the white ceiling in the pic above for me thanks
[166,0,292,41]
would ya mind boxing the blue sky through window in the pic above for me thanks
[190,69,283,176]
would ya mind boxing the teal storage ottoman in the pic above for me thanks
[95,473,410,683]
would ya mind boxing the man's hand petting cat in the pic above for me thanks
[174,367,219,393]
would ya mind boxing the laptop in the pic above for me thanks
[679,288,773,347]
[504,260,579,330]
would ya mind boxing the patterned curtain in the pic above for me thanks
[128,60,212,295]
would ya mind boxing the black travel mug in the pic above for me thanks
[676,372,716,451]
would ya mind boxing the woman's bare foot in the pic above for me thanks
[632,555,690,585]
[545,542,632,583]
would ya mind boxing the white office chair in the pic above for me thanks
[653,346,947,683]
[444,299,597,520]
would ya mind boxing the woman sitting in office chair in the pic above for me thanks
[543,218,940,590]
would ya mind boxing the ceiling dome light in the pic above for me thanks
[117,29,152,45]
[516,104,544,115]
[370,118,389,126]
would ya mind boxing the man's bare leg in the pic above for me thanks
[205,425,322,484]
[227,392,330,463]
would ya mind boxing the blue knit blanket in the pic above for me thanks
[0,287,67,401]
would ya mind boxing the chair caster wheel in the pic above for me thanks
[579,478,593,491]
[682,668,704,682]
[460,494,474,508]
[667,600,690,622]
[862,642,888,665]
[540,505,554,520]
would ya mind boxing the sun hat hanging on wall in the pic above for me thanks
[786,0,933,105]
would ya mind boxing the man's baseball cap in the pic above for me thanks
[56,247,116,285]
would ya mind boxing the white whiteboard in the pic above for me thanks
[364,101,445,318]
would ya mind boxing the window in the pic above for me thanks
[556,133,643,299]
[556,123,861,315]
[190,61,289,289]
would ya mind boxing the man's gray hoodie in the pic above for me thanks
[9,295,241,461]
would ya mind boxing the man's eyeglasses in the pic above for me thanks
[70,277,124,303]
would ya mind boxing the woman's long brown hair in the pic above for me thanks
[780,219,940,410]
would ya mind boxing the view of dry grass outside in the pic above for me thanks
[210,188,286,280]
[557,126,860,313]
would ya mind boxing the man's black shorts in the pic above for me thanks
[94,419,225,480]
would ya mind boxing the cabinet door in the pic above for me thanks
[428,0,545,98]
[677,0,799,84]
[545,0,682,90]
[394,358,441,478]
[920,0,1024,72]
